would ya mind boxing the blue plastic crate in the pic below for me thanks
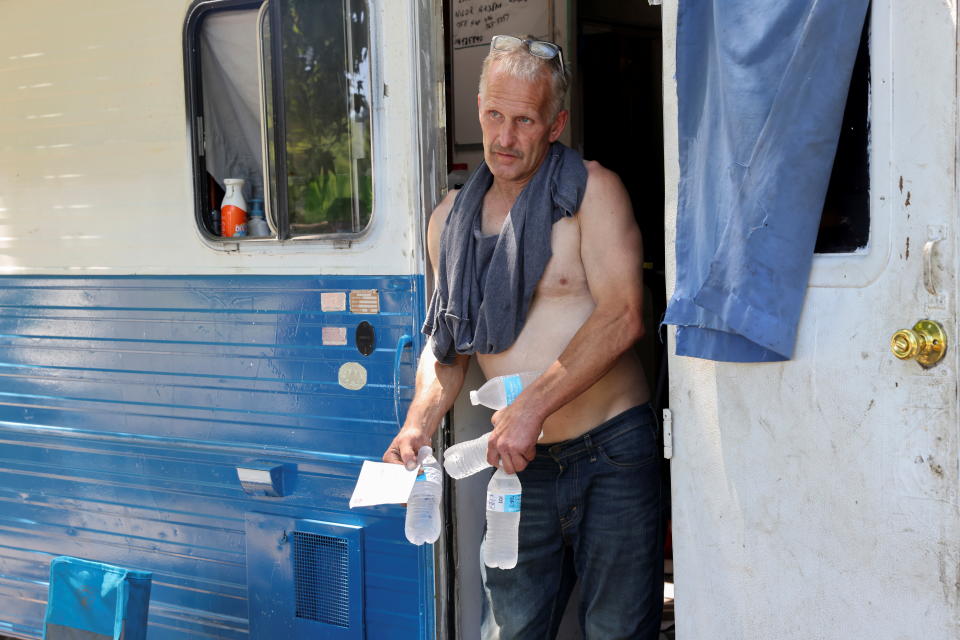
[43,557,152,640]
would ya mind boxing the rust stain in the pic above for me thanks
[899,176,904,192]
[905,191,911,207]
[929,456,945,477]
[905,237,910,260]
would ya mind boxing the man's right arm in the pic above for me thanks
[382,189,467,469]
[383,344,470,469]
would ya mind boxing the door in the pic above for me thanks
[662,1,960,638]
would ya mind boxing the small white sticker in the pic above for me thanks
[322,326,348,346]
[338,362,367,390]
[321,292,347,312]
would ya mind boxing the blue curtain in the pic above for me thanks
[664,0,870,362]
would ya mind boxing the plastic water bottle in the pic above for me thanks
[483,468,521,569]
[469,371,541,410]
[443,371,542,479]
[405,446,442,545]
[247,198,270,237]
[443,432,492,479]
[221,178,247,238]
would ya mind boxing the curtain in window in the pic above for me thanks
[664,0,869,362]
[200,10,264,201]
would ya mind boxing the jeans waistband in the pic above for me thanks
[534,402,656,463]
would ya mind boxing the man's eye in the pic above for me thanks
[518,117,532,124]
[488,111,502,120]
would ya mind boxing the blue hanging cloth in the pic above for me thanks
[43,557,152,640]
[664,0,870,361]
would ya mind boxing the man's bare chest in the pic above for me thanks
[535,217,590,300]
[479,199,589,300]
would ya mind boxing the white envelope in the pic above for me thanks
[349,460,420,508]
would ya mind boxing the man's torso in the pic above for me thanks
[474,173,650,443]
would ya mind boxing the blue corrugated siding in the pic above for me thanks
[0,275,430,640]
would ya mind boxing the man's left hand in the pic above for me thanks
[487,400,542,474]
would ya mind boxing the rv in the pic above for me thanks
[0,0,956,639]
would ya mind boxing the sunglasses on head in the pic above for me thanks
[490,35,566,75]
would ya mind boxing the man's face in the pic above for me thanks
[478,64,568,186]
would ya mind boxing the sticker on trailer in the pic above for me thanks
[350,290,380,314]
[338,362,367,390]
[322,327,347,346]
[321,292,347,312]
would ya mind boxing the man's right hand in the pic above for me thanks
[383,427,431,470]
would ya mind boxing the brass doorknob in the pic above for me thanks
[890,319,947,368]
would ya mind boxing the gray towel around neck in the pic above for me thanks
[423,142,588,364]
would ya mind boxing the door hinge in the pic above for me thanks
[662,408,673,459]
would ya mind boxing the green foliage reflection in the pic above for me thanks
[280,0,372,235]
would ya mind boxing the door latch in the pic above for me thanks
[890,319,947,368]
[662,408,673,460]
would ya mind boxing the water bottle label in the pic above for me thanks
[417,466,441,483]
[486,491,521,512]
[503,374,523,406]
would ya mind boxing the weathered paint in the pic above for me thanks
[663,1,960,637]
[0,275,430,638]
[0,0,427,277]
[0,0,445,637]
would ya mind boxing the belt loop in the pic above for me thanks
[548,444,563,465]
[584,434,596,463]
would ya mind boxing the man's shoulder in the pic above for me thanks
[581,159,623,190]
[578,160,629,214]
[430,189,459,227]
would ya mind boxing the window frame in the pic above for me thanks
[183,0,377,248]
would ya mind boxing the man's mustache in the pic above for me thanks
[490,145,523,159]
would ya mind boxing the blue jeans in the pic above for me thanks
[481,404,664,640]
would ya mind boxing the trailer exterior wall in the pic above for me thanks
[0,0,441,637]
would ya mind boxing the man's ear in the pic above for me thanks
[548,109,569,142]
[477,93,483,121]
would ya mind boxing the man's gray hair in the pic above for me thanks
[478,38,570,119]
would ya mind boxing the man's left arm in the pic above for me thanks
[488,163,645,473]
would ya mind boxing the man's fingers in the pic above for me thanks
[400,443,420,470]
[501,452,529,475]
[486,445,500,469]
[383,440,420,469]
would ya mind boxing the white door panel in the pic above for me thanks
[664,1,960,637]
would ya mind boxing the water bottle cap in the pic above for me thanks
[469,390,479,405]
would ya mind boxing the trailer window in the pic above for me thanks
[185,0,373,243]
[815,8,869,253]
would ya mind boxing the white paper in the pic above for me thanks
[349,461,419,508]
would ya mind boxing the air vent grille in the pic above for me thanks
[293,531,350,627]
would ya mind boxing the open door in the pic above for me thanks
[663,1,960,637]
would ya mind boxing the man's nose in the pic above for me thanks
[499,121,517,147]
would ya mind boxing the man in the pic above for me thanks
[383,35,663,639]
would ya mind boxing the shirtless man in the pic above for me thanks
[384,36,663,640]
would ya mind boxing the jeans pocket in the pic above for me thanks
[596,421,657,469]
